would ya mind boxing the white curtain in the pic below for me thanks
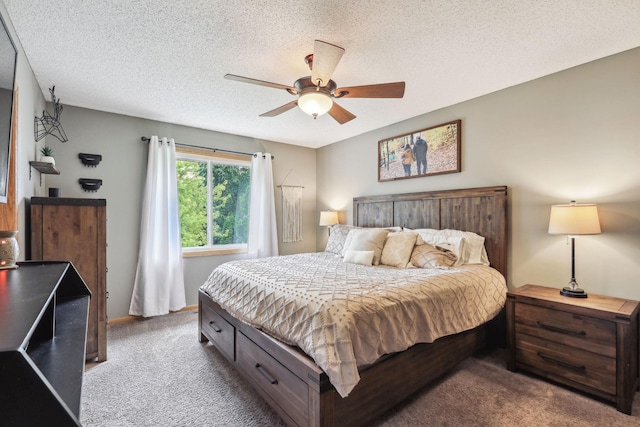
[129,136,186,317]
[248,152,278,258]
[281,186,303,243]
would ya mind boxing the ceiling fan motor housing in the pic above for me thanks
[293,76,337,93]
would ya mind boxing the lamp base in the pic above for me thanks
[560,287,588,298]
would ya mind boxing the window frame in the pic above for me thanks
[176,147,251,257]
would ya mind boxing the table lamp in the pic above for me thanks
[548,200,601,298]
[319,210,339,235]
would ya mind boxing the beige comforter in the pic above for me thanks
[200,252,507,397]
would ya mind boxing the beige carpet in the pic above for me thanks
[81,310,640,426]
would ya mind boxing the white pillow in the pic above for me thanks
[380,231,417,268]
[341,227,399,256]
[342,228,390,266]
[412,229,465,266]
[442,229,487,265]
[343,250,375,266]
[412,228,488,265]
[325,224,359,254]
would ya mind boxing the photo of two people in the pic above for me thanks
[378,119,461,182]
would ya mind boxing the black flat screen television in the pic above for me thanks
[0,13,17,204]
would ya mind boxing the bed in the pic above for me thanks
[198,185,508,426]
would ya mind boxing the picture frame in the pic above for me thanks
[378,119,461,182]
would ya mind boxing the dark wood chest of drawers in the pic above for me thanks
[507,284,639,414]
[30,197,107,361]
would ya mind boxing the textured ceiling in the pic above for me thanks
[3,0,640,149]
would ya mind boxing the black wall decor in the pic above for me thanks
[78,153,102,167]
[34,86,68,143]
[78,178,102,192]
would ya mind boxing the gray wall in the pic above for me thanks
[317,47,640,301]
[43,106,316,319]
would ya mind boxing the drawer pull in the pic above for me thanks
[255,363,278,385]
[537,321,585,337]
[208,321,222,333]
[537,352,586,372]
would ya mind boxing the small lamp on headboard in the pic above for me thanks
[319,210,339,235]
[548,200,601,298]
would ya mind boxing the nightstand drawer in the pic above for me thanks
[515,303,615,357]
[516,334,616,395]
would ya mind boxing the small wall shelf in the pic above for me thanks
[29,161,60,186]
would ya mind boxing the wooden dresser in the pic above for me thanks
[30,197,107,361]
[507,284,639,414]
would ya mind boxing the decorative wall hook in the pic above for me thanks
[34,86,68,143]
[78,153,102,167]
[79,178,102,192]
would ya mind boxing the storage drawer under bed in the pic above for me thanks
[201,302,236,361]
[237,332,309,427]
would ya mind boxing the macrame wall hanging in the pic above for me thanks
[280,185,303,243]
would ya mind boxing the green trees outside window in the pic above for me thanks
[176,154,250,249]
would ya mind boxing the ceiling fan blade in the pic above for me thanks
[311,40,345,87]
[327,102,356,124]
[259,100,298,117]
[334,82,405,98]
[225,74,296,92]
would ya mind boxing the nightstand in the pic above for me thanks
[506,284,639,414]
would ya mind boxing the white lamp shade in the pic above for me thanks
[319,211,339,226]
[548,203,601,235]
[298,91,333,117]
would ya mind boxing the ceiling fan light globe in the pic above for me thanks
[298,91,333,118]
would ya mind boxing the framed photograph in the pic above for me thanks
[378,119,461,182]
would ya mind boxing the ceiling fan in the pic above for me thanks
[225,40,405,124]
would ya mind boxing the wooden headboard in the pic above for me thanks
[353,186,508,278]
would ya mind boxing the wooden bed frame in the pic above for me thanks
[199,185,508,427]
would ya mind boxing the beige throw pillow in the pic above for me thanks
[343,250,375,266]
[410,243,458,269]
[342,228,390,265]
[380,231,418,268]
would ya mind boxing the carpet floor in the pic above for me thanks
[81,310,640,426]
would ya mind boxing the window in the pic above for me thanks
[176,148,251,255]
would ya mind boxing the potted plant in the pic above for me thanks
[40,146,55,165]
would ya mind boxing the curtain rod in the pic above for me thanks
[277,185,305,188]
[140,136,274,159]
